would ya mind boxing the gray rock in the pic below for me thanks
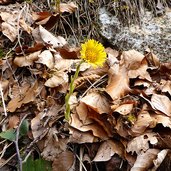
[99,7,171,62]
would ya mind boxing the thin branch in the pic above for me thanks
[0,83,7,116]
[15,113,29,171]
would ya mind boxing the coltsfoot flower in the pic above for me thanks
[80,39,107,68]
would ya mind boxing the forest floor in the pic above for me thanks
[0,0,171,171]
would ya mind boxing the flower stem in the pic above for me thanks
[65,60,84,121]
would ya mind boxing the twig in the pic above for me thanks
[79,146,84,171]
[0,153,17,169]
[0,83,7,116]
[79,74,107,99]
[15,113,29,171]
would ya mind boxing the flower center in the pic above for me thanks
[85,50,97,62]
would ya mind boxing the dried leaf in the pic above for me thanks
[31,111,49,140]
[151,114,171,128]
[45,72,68,88]
[152,149,169,171]
[127,132,158,155]
[52,151,75,171]
[69,127,98,143]
[59,2,77,13]
[8,116,19,129]
[114,103,134,115]
[106,66,130,100]
[151,94,171,116]
[39,25,67,48]
[93,140,124,162]
[130,109,154,136]
[7,81,38,112]
[70,113,109,140]
[37,50,54,69]
[1,22,17,42]
[121,50,144,70]
[131,149,160,171]
[56,46,80,59]
[80,91,111,114]
[41,127,68,160]
[128,58,152,81]
[14,51,40,67]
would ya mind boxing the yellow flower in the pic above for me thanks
[80,39,107,68]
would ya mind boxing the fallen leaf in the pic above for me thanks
[69,127,98,144]
[151,94,171,116]
[130,109,155,136]
[80,91,111,114]
[127,132,158,155]
[8,116,19,129]
[131,149,160,171]
[52,151,75,171]
[70,113,109,140]
[45,71,68,88]
[7,81,38,112]
[128,58,152,81]
[151,114,171,128]
[41,127,68,161]
[93,140,124,162]
[14,51,40,67]
[59,2,77,13]
[152,149,169,171]
[121,50,144,70]
[39,25,67,48]
[114,103,134,115]
[1,22,17,42]
[106,66,130,100]
[37,50,54,69]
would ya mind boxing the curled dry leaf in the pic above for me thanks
[151,114,171,128]
[80,91,111,114]
[32,11,52,25]
[7,81,38,112]
[1,22,17,42]
[121,50,144,70]
[160,80,171,96]
[131,149,160,171]
[56,46,80,59]
[145,51,160,69]
[59,2,78,13]
[8,116,19,129]
[52,150,75,171]
[128,59,152,81]
[69,127,98,144]
[114,103,134,115]
[76,102,113,137]
[54,59,80,72]
[41,127,68,161]
[127,132,158,155]
[0,11,32,41]
[70,113,109,140]
[14,51,40,67]
[106,66,130,100]
[45,71,68,88]
[31,111,49,140]
[151,94,171,116]
[130,109,155,136]
[93,140,124,162]
[39,25,67,48]
[152,149,169,171]
[36,50,54,69]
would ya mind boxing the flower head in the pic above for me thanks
[80,39,107,68]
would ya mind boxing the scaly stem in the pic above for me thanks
[65,60,84,121]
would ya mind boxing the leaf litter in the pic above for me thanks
[0,1,171,171]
